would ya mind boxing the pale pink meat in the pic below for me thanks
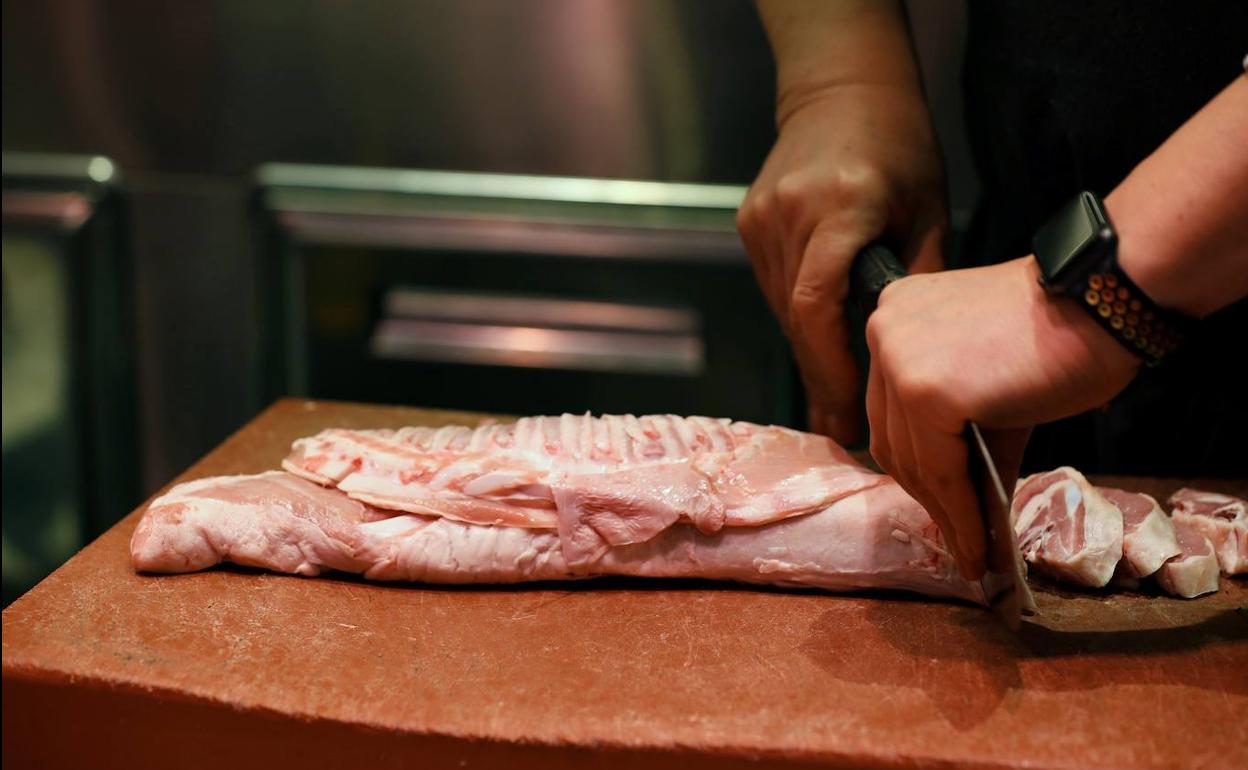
[281,415,885,533]
[1155,517,1221,598]
[1097,488,1181,578]
[1012,467,1122,587]
[132,471,982,603]
[1167,488,1247,575]
[131,472,391,576]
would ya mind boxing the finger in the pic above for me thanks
[738,204,776,313]
[912,427,987,580]
[788,222,866,444]
[865,358,890,474]
[775,202,836,437]
[776,195,828,431]
[737,193,789,326]
[883,381,970,570]
[793,336,848,444]
[799,367,826,434]
[884,379,915,485]
[790,318,860,444]
[806,403,825,437]
[777,186,817,308]
[766,226,792,335]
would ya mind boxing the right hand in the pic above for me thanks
[736,82,949,445]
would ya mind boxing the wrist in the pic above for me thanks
[761,0,924,131]
[1033,191,1195,368]
[775,78,925,133]
[1103,190,1188,316]
[1019,257,1142,384]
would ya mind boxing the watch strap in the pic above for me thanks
[1065,255,1193,367]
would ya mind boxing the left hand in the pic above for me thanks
[865,256,1140,578]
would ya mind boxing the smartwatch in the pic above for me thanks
[1032,191,1193,367]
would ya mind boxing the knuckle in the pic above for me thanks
[828,164,889,208]
[734,205,753,235]
[735,195,764,234]
[789,283,841,334]
[747,191,775,224]
[893,368,936,403]
[773,174,812,213]
[789,283,822,319]
[877,274,907,304]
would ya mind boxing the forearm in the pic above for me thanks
[755,0,925,127]
[1107,74,1248,318]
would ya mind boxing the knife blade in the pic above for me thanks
[849,243,1033,628]
[968,422,1036,626]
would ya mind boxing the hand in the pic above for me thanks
[736,83,948,445]
[865,257,1141,577]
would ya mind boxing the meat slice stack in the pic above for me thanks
[132,414,984,604]
[1012,468,1244,598]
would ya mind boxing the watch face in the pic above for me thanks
[1034,192,1113,289]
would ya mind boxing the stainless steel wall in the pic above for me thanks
[2,0,975,492]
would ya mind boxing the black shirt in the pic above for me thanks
[960,0,1248,477]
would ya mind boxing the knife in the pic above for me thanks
[849,243,1034,628]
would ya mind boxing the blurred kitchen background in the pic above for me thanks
[2,0,977,604]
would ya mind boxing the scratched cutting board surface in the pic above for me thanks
[3,399,1246,770]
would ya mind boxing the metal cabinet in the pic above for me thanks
[2,153,139,605]
[256,164,797,424]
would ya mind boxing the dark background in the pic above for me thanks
[1,0,977,603]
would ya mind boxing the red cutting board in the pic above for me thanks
[4,399,1246,770]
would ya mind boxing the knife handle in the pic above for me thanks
[849,242,907,317]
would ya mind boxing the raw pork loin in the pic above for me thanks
[1167,488,1247,575]
[132,415,983,603]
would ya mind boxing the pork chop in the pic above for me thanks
[1097,488,1181,579]
[1167,488,1247,575]
[1154,517,1221,598]
[1012,468,1123,587]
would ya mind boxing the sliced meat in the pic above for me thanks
[1167,488,1247,575]
[132,471,982,604]
[282,415,885,533]
[1098,488,1181,578]
[1155,517,1221,598]
[1012,467,1122,587]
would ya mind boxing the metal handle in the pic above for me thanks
[369,288,704,376]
